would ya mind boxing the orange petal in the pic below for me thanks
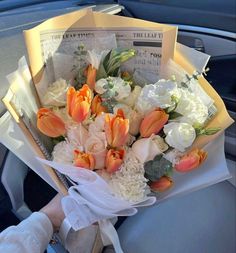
[91,95,107,115]
[105,149,125,173]
[79,84,93,103]
[71,100,90,123]
[150,176,173,192]
[67,87,76,116]
[112,118,129,147]
[140,109,169,137]
[175,148,208,172]
[74,150,95,170]
[86,64,97,90]
[104,114,113,146]
[37,108,66,137]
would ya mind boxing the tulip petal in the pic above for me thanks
[112,118,129,147]
[106,149,125,173]
[104,114,113,146]
[140,109,169,138]
[74,150,95,170]
[86,64,97,90]
[175,148,208,172]
[67,87,76,116]
[37,108,66,137]
[150,176,173,192]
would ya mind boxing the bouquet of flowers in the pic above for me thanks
[1,9,234,253]
[37,47,221,201]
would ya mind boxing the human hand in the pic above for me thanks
[40,194,65,232]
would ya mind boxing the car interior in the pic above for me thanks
[0,1,235,253]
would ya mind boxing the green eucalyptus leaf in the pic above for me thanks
[144,155,173,182]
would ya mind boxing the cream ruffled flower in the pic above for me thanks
[136,79,180,115]
[175,88,208,126]
[42,78,69,107]
[109,149,149,203]
[164,122,196,152]
[52,141,76,164]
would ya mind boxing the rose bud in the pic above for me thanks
[150,176,173,192]
[37,108,66,137]
[140,108,169,138]
[74,149,95,170]
[175,148,207,173]
[91,95,107,115]
[104,109,129,148]
[67,85,92,123]
[105,148,125,173]
[84,64,97,90]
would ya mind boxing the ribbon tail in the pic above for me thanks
[99,219,124,253]
[59,218,73,247]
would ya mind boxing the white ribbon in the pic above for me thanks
[37,158,156,252]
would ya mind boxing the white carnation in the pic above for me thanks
[136,79,180,115]
[109,149,149,203]
[175,89,208,126]
[52,141,75,164]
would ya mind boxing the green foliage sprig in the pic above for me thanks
[144,155,173,182]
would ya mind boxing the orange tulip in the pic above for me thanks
[175,148,207,173]
[84,64,97,90]
[37,108,66,137]
[91,95,107,115]
[140,108,169,138]
[74,149,95,170]
[150,176,173,192]
[67,85,92,123]
[104,109,129,148]
[105,149,125,173]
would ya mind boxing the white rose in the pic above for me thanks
[85,133,107,169]
[164,122,196,152]
[52,141,76,164]
[67,124,89,150]
[132,135,168,163]
[175,89,208,126]
[42,78,68,107]
[88,113,112,135]
[136,79,180,115]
